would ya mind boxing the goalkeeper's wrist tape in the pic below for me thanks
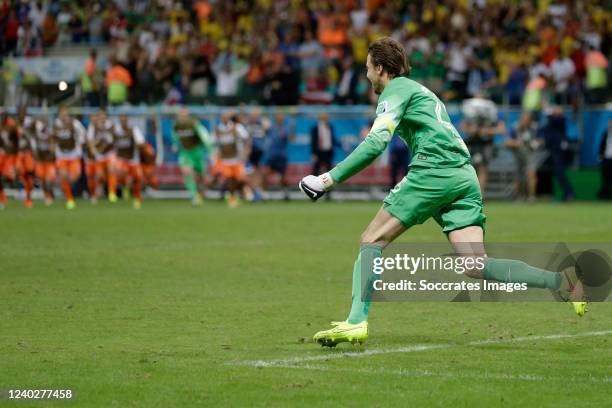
[320,172,335,190]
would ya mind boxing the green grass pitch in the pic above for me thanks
[1,200,611,407]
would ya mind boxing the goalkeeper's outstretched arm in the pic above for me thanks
[299,113,397,200]
[329,122,392,184]
[194,122,212,151]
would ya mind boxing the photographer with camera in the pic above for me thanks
[460,91,506,196]
[506,112,544,202]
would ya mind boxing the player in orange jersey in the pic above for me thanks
[139,142,158,190]
[0,118,5,209]
[16,107,36,208]
[29,116,56,206]
[114,114,146,208]
[0,108,18,208]
[82,123,98,204]
[53,106,88,209]
[214,111,249,207]
[87,109,118,202]
[0,109,19,208]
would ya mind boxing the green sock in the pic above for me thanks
[347,245,382,324]
[184,174,198,198]
[483,258,562,289]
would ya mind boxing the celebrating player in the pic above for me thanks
[83,119,98,203]
[114,114,145,208]
[171,107,211,205]
[0,108,35,208]
[16,107,36,208]
[0,108,17,208]
[140,142,158,190]
[29,116,57,206]
[87,109,118,202]
[215,111,249,208]
[299,38,587,347]
[53,106,88,209]
[138,118,158,191]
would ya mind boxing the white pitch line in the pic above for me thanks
[240,330,612,368]
[245,344,452,368]
[269,364,612,384]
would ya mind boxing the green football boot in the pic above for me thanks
[313,321,368,347]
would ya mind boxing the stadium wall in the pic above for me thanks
[14,106,611,169]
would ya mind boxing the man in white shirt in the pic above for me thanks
[550,53,575,104]
[212,60,249,105]
[310,113,337,176]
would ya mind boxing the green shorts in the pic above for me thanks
[383,164,486,234]
[178,147,206,174]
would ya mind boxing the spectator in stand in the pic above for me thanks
[263,63,300,106]
[300,66,332,105]
[278,30,300,70]
[334,55,359,105]
[133,46,154,104]
[188,40,214,100]
[1,0,610,106]
[17,19,42,57]
[113,31,131,66]
[4,10,19,56]
[28,2,45,32]
[425,38,447,95]
[550,50,576,105]
[298,29,325,74]
[446,35,472,101]
[41,11,58,47]
[504,62,528,105]
[55,1,73,46]
[244,53,264,104]
[87,3,104,45]
[211,57,249,106]
[68,8,86,43]
[152,41,178,100]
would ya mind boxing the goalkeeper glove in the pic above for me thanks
[299,172,334,201]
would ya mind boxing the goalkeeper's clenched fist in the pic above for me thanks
[298,172,334,201]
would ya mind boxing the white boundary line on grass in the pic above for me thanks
[240,330,612,368]
[270,364,612,384]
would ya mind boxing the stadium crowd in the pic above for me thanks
[1,0,610,106]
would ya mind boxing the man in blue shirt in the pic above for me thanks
[264,112,293,200]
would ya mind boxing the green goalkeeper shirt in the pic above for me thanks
[329,77,471,184]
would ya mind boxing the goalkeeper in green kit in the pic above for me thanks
[298,38,588,347]
[171,107,212,205]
